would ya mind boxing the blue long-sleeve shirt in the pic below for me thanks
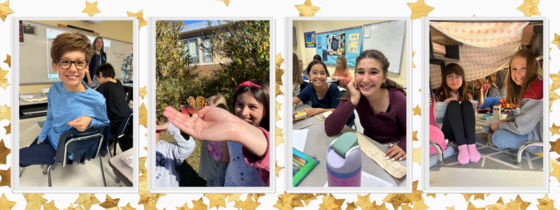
[38,82,110,150]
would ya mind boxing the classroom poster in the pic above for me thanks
[348,33,359,53]
[304,31,316,48]
[327,33,345,56]
[317,36,322,49]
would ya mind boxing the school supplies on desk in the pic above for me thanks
[341,126,406,179]
[294,112,307,121]
[293,148,320,187]
[292,129,309,151]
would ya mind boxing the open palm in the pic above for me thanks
[163,105,242,142]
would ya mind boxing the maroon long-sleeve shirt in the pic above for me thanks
[325,89,407,152]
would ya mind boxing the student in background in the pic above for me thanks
[155,120,196,187]
[95,63,130,135]
[199,94,230,187]
[86,37,106,87]
[121,53,133,83]
[331,55,353,88]
[20,32,109,167]
[293,53,304,97]
[490,49,543,154]
[325,50,407,160]
[293,60,340,119]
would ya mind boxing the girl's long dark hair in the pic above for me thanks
[233,79,270,131]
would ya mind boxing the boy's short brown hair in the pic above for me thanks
[50,32,93,63]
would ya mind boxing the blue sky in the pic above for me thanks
[182,20,205,26]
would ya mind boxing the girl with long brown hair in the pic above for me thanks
[331,55,353,88]
[325,49,407,161]
[490,49,543,153]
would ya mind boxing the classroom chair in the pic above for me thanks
[515,141,543,166]
[108,109,133,158]
[44,125,110,187]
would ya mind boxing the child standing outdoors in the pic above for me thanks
[199,94,229,187]
[331,55,353,89]
[163,80,271,187]
[20,32,110,167]
[155,120,196,187]
[95,63,130,135]
[490,49,543,153]
[432,63,480,165]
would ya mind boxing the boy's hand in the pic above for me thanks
[68,116,92,132]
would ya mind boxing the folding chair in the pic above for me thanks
[108,109,133,157]
[515,141,543,166]
[44,125,110,187]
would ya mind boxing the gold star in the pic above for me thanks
[120,203,135,210]
[462,194,474,202]
[402,204,412,210]
[551,157,560,182]
[537,195,555,210]
[346,202,357,210]
[139,86,147,100]
[226,194,242,203]
[0,193,17,210]
[276,53,284,68]
[0,167,10,187]
[26,194,47,210]
[222,0,230,6]
[356,194,373,210]
[486,203,507,210]
[517,0,540,17]
[192,197,207,210]
[404,180,423,202]
[407,0,434,20]
[276,126,284,147]
[276,101,282,112]
[467,202,485,210]
[204,194,227,209]
[127,10,147,30]
[82,1,100,17]
[0,79,9,90]
[412,105,421,116]
[99,195,119,209]
[0,66,8,82]
[426,194,436,199]
[0,104,11,121]
[295,0,320,17]
[413,147,421,165]
[446,207,455,210]
[552,124,560,138]
[74,194,100,210]
[412,198,429,210]
[514,195,531,210]
[3,54,10,68]
[300,194,317,206]
[276,111,282,122]
[139,156,147,174]
[139,103,147,128]
[552,34,560,50]
[241,197,260,210]
[0,0,14,22]
[412,51,416,68]
[370,201,388,210]
[550,91,559,112]
[318,195,338,210]
[550,139,560,154]
[23,194,44,202]
[247,193,265,202]
[0,139,10,164]
[273,203,292,210]
[276,83,283,96]
[412,131,418,141]
[383,194,410,210]
[473,194,485,201]
[276,67,284,86]
[177,202,190,210]
[276,160,283,177]
[43,200,58,210]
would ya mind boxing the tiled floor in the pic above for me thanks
[429,167,543,187]
[19,117,126,187]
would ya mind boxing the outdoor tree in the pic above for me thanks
[155,20,203,121]
[201,20,270,110]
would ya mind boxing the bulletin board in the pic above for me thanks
[315,26,362,67]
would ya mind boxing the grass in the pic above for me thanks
[159,131,207,186]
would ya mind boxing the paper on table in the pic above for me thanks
[341,126,406,179]
[292,129,309,151]
[321,111,333,118]
[20,95,33,99]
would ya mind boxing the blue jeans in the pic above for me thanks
[492,129,527,150]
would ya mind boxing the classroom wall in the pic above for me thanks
[20,20,133,94]
[293,20,408,88]
[32,20,133,43]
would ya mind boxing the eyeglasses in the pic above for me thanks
[446,75,462,81]
[56,59,88,70]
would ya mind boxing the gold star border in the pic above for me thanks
[127,10,147,30]
[82,1,100,17]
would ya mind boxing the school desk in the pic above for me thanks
[293,104,407,187]
[109,148,133,187]
[20,92,48,119]
[303,77,340,85]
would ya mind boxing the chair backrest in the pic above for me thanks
[117,109,133,138]
[52,125,109,170]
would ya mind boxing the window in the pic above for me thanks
[182,38,199,64]
[200,39,213,64]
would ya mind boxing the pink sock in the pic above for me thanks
[457,145,470,165]
[467,144,480,163]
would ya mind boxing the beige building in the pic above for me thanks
[179,21,230,75]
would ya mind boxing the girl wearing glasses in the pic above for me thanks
[432,63,480,165]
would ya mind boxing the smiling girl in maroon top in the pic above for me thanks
[325,50,407,161]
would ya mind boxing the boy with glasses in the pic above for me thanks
[20,32,110,168]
